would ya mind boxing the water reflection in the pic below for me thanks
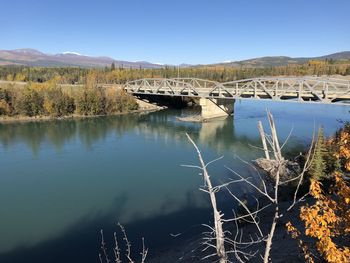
[2,101,344,156]
[0,115,140,153]
[0,111,258,155]
[0,100,349,263]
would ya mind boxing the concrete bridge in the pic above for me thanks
[125,77,350,119]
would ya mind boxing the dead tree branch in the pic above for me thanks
[99,224,147,263]
[186,133,227,263]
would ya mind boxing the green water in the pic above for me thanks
[0,100,349,263]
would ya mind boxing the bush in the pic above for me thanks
[104,88,137,114]
[287,123,350,263]
[115,89,138,112]
[324,123,350,174]
[0,99,11,115]
[0,87,11,102]
[76,87,106,116]
[44,88,75,117]
[0,87,14,115]
[14,87,44,116]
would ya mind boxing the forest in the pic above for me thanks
[1,59,349,85]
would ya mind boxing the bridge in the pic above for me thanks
[125,77,350,120]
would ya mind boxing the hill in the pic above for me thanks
[0,48,349,69]
[0,48,164,68]
[205,51,350,68]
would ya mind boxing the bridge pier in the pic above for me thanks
[199,98,234,120]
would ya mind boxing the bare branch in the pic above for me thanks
[206,155,225,168]
[224,165,274,202]
[118,223,134,263]
[100,229,111,263]
[287,130,316,211]
[140,238,148,263]
[225,187,264,237]
[186,133,227,263]
[234,155,270,198]
[280,126,294,150]
[113,232,122,263]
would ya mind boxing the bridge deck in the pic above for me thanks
[125,77,350,103]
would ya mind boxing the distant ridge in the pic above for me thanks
[209,51,350,68]
[0,48,164,68]
[0,48,349,68]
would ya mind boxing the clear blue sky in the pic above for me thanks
[1,0,349,64]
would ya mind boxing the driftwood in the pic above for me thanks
[254,158,301,183]
[255,110,301,183]
[258,121,270,160]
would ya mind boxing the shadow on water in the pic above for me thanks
[0,190,212,263]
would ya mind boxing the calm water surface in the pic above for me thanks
[0,100,349,263]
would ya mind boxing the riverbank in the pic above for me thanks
[0,109,165,124]
[0,98,166,124]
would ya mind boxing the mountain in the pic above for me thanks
[319,51,350,60]
[211,56,304,68]
[0,48,349,69]
[206,51,350,68]
[0,48,164,68]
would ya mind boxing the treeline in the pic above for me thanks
[0,66,89,84]
[1,59,349,84]
[0,73,138,118]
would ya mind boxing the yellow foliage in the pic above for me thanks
[49,75,62,84]
[308,60,327,66]
[287,130,350,263]
[43,99,54,115]
[0,99,11,115]
[86,71,98,89]
[286,222,315,263]
[338,131,350,171]
[6,74,13,81]
[28,82,48,92]
[15,73,26,82]
[328,128,350,173]
[288,174,350,263]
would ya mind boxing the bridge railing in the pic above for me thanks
[125,77,350,103]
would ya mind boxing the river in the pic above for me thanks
[0,100,349,263]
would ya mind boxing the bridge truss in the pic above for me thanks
[125,77,350,103]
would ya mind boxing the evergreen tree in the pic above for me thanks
[309,127,327,180]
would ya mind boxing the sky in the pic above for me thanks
[1,0,349,64]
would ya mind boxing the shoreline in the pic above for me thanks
[0,107,165,124]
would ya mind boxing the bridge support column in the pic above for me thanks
[199,98,234,120]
